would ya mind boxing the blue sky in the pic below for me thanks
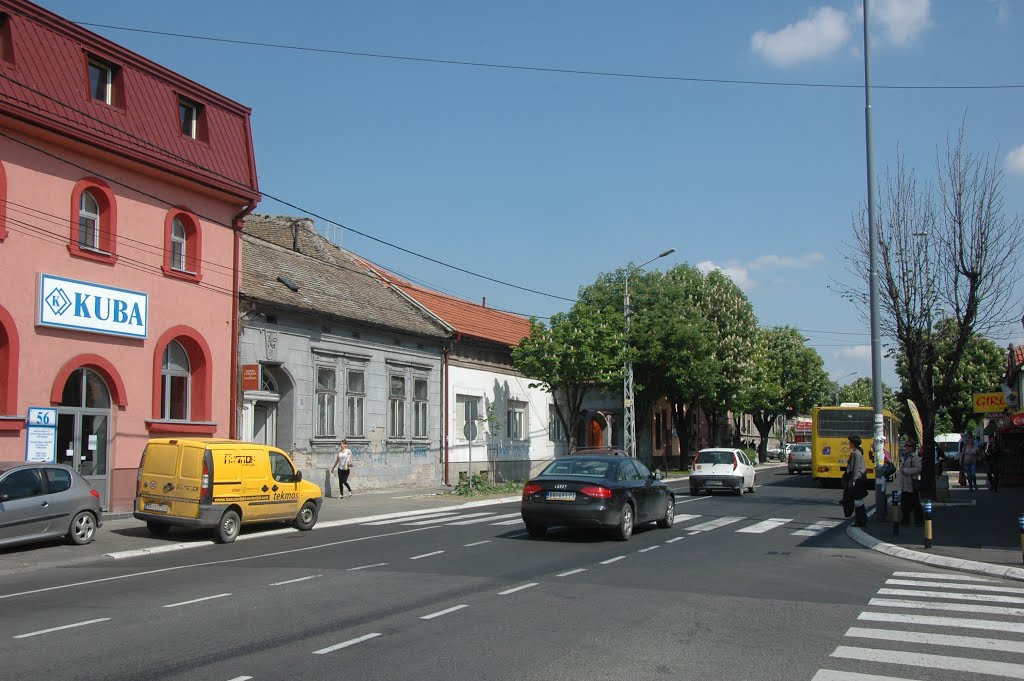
[36,1,1024,388]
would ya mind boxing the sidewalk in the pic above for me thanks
[848,471,1024,581]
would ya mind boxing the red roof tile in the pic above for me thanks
[354,259,531,347]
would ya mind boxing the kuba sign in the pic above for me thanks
[973,392,1007,413]
[37,274,148,339]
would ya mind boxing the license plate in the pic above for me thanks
[705,480,722,487]
[144,502,170,513]
[546,491,576,502]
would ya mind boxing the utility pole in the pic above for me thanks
[624,248,675,459]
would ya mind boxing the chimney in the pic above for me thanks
[482,297,486,308]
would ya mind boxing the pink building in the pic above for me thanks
[0,1,259,512]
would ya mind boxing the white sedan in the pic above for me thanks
[689,448,756,496]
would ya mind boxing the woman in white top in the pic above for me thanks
[331,440,354,498]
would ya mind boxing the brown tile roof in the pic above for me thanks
[353,259,532,348]
[240,215,448,339]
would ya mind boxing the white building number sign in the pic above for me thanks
[26,407,58,463]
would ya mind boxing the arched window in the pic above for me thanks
[78,190,100,250]
[68,178,117,263]
[0,160,8,241]
[161,340,191,420]
[170,218,187,271]
[0,304,19,426]
[162,209,202,280]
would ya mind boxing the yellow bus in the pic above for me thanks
[810,404,899,486]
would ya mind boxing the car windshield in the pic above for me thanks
[697,451,734,465]
[540,459,611,478]
[793,446,810,453]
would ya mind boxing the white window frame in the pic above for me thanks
[161,340,191,420]
[88,59,112,104]
[388,374,406,439]
[179,99,198,138]
[507,400,528,441]
[345,368,365,438]
[78,189,100,251]
[456,394,481,442]
[315,366,336,438]
[548,405,565,442]
[412,377,428,439]
[170,217,187,271]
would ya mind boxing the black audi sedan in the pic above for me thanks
[520,455,675,540]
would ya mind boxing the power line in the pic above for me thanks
[76,21,1024,91]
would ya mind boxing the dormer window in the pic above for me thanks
[0,14,14,65]
[88,58,113,104]
[178,96,206,141]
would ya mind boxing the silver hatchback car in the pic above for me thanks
[0,461,102,549]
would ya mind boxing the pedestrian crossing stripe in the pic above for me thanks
[831,645,1024,678]
[869,597,1024,617]
[857,611,1024,634]
[885,578,1024,594]
[891,571,995,583]
[876,587,1024,605]
[844,626,1024,654]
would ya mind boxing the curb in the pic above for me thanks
[846,524,1024,582]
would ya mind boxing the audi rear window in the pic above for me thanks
[540,459,611,478]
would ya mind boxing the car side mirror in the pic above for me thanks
[654,472,664,481]
[293,471,302,482]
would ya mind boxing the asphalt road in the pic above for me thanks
[2,467,1022,681]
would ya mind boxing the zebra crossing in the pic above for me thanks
[812,570,1024,680]
[356,510,843,537]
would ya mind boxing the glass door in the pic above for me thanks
[57,369,111,508]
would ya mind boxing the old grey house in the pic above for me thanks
[238,215,451,491]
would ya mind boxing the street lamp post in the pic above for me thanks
[624,248,676,459]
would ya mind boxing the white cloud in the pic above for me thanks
[872,0,931,45]
[748,253,825,271]
[1007,144,1024,174]
[834,345,871,361]
[750,6,851,67]
[696,260,754,289]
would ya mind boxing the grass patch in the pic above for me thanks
[451,474,524,496]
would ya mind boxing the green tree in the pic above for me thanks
[512,304,621,453]
[744,326,831,461]
[836,377,898,413]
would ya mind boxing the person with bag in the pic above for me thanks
[899,442,924,526]
[842,435,869,527]
[331,439,354,499]
[960,436,980,491]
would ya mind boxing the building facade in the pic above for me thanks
[0,1,259,512]
[238,216,450,490]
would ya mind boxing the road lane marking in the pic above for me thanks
[163,593,232,608]
[886,578,1024,594]
[845,626,1024,654]
[813,671,918,681]
[0,526,439,602]
[600,556,626,565]
[13,618,110,639]
[672,514,701,523]
[498,583,539,595]
[791,520,842,537]
[830,645,1024,678]
[665,537,684,543]
[892,571,994,582]
[858,611,1024,633]
[270,575,322,586]
[410,551,445,560]
[686,517,744,534]
[421,604,468,620]
[736,518,792,533]
[312,633,382,654]
[638,546,660,553]
[557,568,587,577]
[405,513,493,526]
[676,496,712,505]
[868,597,1024,616]
[463,540,491,547]
[363,512,460,525]
[225,677,253,681]
[876,588,1024,604]
[490,518,525,525]
[348,563,389,571]
[448,513,521,525]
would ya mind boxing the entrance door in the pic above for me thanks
[253,404,277,447]
[589,418,604,447]
[55,369,110,507]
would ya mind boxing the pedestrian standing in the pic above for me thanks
[960,437,980,491]
[899,442,924,526]
[843,435,869,527]
[331,440,354,499]
[985,438,1001,493]
[873,446,894,522]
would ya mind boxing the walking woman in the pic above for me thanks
[843,435,869,527]
[331,440,354,499]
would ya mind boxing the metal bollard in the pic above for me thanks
[1019,513,1024,565]
[891,490,900,536]
[923,499,933,549]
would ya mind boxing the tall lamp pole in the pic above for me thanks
[624,247,676,459]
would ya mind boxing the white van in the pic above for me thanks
[935,433,961,471]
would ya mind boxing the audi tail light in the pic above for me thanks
[580,486,612,499]
[522,483,543,497]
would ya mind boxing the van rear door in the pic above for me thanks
[137,441,203,519]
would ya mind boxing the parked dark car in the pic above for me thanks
[520,455,674,540]
[0,461,102,549]
[570,446,632,458]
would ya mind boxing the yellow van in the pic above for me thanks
[134,438,323,543]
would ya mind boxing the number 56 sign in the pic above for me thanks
[26,407,57,463]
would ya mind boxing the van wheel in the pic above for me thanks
[295,501,318,531]
[214,509,240,543]
[67,511,96,545]
[146,521,171,537]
